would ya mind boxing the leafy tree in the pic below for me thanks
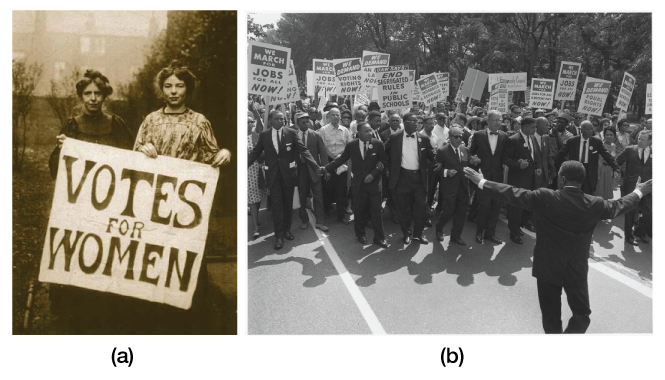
[12,59,42,172]
[248,15,274,41]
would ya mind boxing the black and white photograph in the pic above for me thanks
[246,12,653,335]
[12,10,237,335]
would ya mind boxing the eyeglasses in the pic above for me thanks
[451,135,463,139]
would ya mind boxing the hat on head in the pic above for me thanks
[295,111,310,120]
[323,101,338,112]
[557,113,573,122]
[535,109,545,114]
[368,101,380,111]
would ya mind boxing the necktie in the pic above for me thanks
[526,135,533,160]
[581,139,587,163]
[454,148,460,163]
[300,131,306,162]
[363,141,367,159]
[276,129,281,152]
[407,133,414,138]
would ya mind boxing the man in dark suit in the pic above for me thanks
[533,117,556,189]
[616,130,652,245]
[323,122,389,248]
[469,110,507,245]
[385,113,440,244]
[369,111,397,224]
[294,112,329,232]
[434,126,473,245]
[248,111,321,250]
[502,117,541,244]
[554,121,620,195]
[464,161,652,333]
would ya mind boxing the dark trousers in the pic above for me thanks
[382,171,398,216]
[507,204,534,236]
[269,171,294,240]
[427,168,439,209]
[323,170,348,219]
[353,187,385,241]
[624,193,652,239]
[581,163,594,194]
[475,189,502,237]
[298,163,324,224]
[536,272,591,334]
[436,187,469,238]
[394,168,427,236]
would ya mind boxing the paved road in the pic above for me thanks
[248,192,652,335]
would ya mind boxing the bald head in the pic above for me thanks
[580,120,594,139]
[535,117,550,136]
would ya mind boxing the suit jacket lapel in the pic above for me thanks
[396,131,404,164]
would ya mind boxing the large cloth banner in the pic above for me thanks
[529,78,556,109]
[577,77,611,116]
[333,57,363,95]
[554,61,581,101]
[417,73,446,106]
[489,81,508,113]
[360,51,390,92]
[646,84,652,114]
[615,72,636,112]
[313,59,337,94]
[269,60,298,103]
[435,72,450,97]
[39,139,218,310]
[248,41,290,98]
[461,68,488,101]
[375,66,412,111]
[488,72,527,91]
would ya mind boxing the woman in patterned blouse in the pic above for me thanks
[134,60,231,166]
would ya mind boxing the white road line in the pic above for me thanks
[308,209,387,335]
[589,261,652,298]
[497,217,652,298]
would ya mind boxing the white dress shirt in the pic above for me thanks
[488,129,499,154]
[272,127,283,152]
[578,137,590,164]
[401,132,420,170]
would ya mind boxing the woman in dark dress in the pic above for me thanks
[48,70,135,333]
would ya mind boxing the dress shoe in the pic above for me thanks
[451,237,466,246]
[274,239,284,250]
[425,218,432,227]
[436,232,445,241]
[635,235,650,244]
[510,234,523,245]
[403,235,412,245]
[413,235,429,244]
[284,231,295,240]
[484,235,503,244]
[524,223,536,233]
[338,217,351,225]
[315,224,329,232]
[517,229,524,236]
[373,238,389,248]
[625,237,638,246]
[344,207,353,214]
[357,236,368,244]
[300,223,308,230]
[475,234,484,244]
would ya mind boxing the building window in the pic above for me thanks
[80,36,91,53]
[54,62,66,81]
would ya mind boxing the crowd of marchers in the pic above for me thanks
[247,91,652,251]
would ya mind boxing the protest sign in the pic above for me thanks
[361,51,390,92]
[313,59,337,94]
[417,73,445,106]
[269,60,298,103]
[646,84,652,114]
[554,61,581,101]
[248,41,290,98]
[577,77,611,116]
[435,72,450,97]
[375,65,413,110]
[306,70,314,96]
[354,93,371,108]
[39,139,218,310]
[316,87,327,112]
[529,78,555,109]
[409,71,422,103]
[524,89,530,105]
[454,81,465,103]
[461,68,488,101]
[333,57,363,95]
[489,81,508,113]
[615,72,636,112]
[488,72,527,91]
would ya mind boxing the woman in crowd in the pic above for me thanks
[247,116,266,239]
[48,69,135,333]
[135,60,231,333]
[615,119,631,149]
[594,127,624,200]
